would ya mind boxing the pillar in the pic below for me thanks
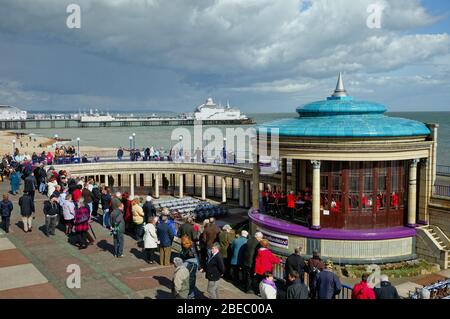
[239,179,245,207]
[201,175,206,200]
[252,158,260,209]
[245,180,251,208]
[311,160,321,230]
[104,174,109,187]
[179,174,184,198]
[407,159,419,227]
[300,160,307,191]
[154,173,160,198]
[281,158,287,194]
[417,158,431,225]
[130,174,135,198]
[222,177,227,203]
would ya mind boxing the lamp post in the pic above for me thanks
[12,139,16,156]
[132,132,136,149]
[178,135,183,162]
[129,136,133,161]
[76,137,80,163]
[54,134,58,148]
[223,137,227,164]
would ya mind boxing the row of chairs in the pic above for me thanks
[194,205,228,221]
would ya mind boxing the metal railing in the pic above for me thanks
[437,165,450,177]
[434,185,450,197]
[338,284,354,299]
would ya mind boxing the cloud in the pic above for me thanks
[0,0,448,111]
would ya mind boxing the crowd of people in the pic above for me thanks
[0,149,402,300]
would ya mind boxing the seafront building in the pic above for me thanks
[0,105,27,120]
[54,74,449,269]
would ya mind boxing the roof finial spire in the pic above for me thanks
[332,72,347,97]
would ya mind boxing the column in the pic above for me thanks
[179,174,184,198]
[244,180,251,208]
[154,173,160,198]
[104,174,109,187]
[407,159,420,227]
[252,158,260,209]
[201,175,206,200]
[281,158,287,194]
[239,179,245,207]
[418,158,430,225]
[311,160,321,230]
[222,177,227,203]
[130,174,135,198]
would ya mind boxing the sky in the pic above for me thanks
[0,0,449,113]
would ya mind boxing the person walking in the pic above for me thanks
[172,257,190,299]
[143,216,159,264]
[43,194,61,236]
[0,194,14,233]
[101,187,112,229]
[202,217,220,254]
[259,271,277,299]
[9,169,21,195]
[204,242,225,299]
[307,249,325,299]
[18,192,35,232]
[313,260,342,299]
[374,275,400,299]
[177,217,196,242]
[157,215,174,266]
[242,231,263,293]
[218,224,235,279]
[254,239,281,293]
[24,172,37,202]
[352,273,376,299]
[73,199,90,250]
[82,185,94,218]
[285,247,306,284]
[230,230,248,286]
[179,235,201,299]
[91,183,102,220]
[131,197,145,243]
[62,194,76,235]
[142,196,156,223]
[117,147,124,161]
[286,270,309,299]
[110,202,126,258]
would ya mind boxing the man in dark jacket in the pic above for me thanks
[24,172,37,202]
[43,195,61,236]
[242,231,263,293]
[202,217,220,250]
[157,215,174,266]
[0,194,14,233]
[286,270,309,299]
[313,260,342,299]
[374,275,400,299]
[178,217,195,242]
[143,196,156,224]
[19,192,35,232]
[307,249,325,298]
[204,242,225,299]
[35,164,47,194]
[285,247,306,284]
[110,203,125,257]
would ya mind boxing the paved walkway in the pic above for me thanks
[0,181,257,299]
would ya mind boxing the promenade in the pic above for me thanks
[0,180,257,299]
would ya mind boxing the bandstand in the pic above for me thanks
[251,74,438,264]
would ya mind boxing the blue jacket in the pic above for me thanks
[230,236,247,265]
[10,172,21,187]
[314,269,342,299]
[167,218,177,237]
[157,222,174,247]
[0,200,14,217]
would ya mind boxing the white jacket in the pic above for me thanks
[143,223,159,249]
[259,281,277,299]
[47,181,58,197]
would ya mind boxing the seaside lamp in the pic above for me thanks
[76,137,81,160]
[132,132,136,149]
[54,134,58,147]
[129,136,133,160]
[12,139,16,155]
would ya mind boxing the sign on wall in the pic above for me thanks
[257,228,289,249]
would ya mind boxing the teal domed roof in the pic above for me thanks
[258,73,431,138]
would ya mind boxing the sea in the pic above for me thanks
[17,112,450,165]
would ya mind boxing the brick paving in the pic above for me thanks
[0,181,258,299]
